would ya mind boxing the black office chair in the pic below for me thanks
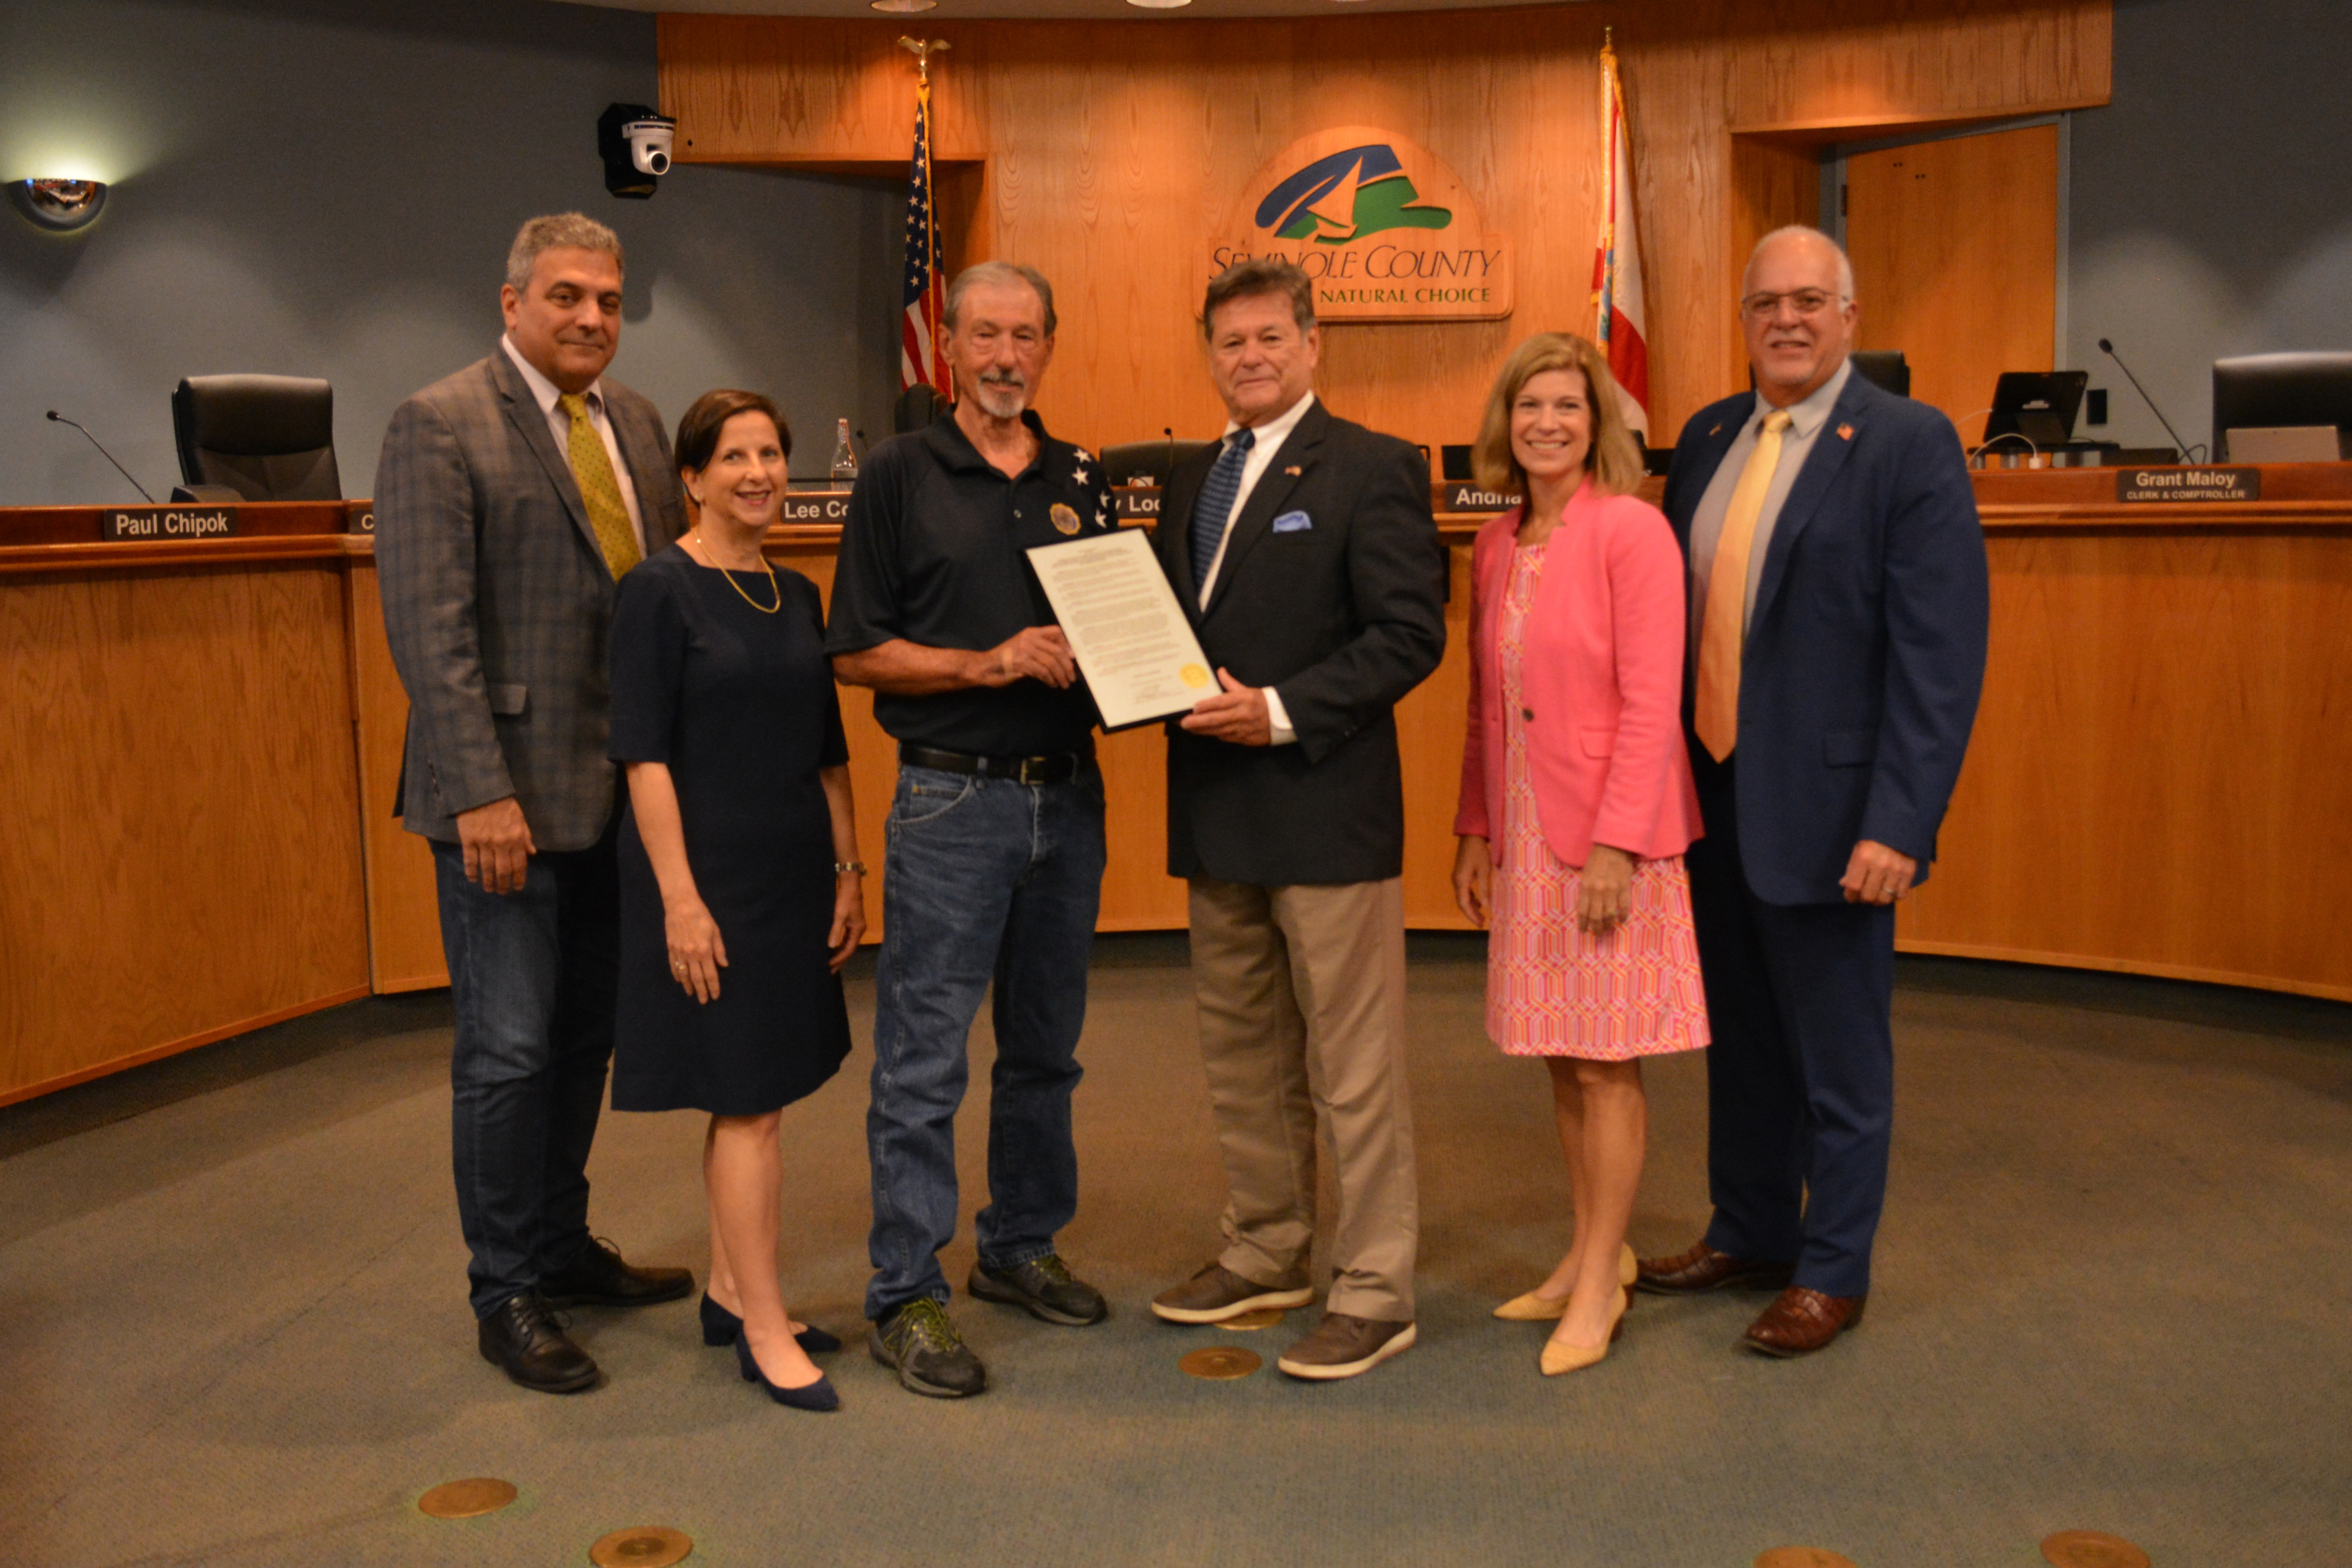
[1850,350,1911,398]
[171,375,341,501]
[2211,352,2352,460]
[892,383,942,435]
[1101,438,1210,487]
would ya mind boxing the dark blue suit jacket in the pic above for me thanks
[1663,368,1989,906]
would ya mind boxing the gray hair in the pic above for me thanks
[945,261,1057,337]
[1201,258,1315,341]
[1744,225,1855,301]
[506,212,625,293]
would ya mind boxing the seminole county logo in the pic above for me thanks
[1215,128,1513,323]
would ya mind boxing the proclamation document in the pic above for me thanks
[1026,528,1216,729]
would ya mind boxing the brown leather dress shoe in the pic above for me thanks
[1742,1286,1866,1357]
[1635,1240,1798,1296]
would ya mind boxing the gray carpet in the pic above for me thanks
[3,937,2345,1567]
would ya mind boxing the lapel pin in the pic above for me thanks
[1708,423,1723,437]
[1285,465,1303,475]
[1837,423,1855,441]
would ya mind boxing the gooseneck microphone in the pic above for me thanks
[1163,425,1176,479]
[45,410,156,503]
[2096,339,2197,461]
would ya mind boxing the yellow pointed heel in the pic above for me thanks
[1539,1290,1628,1377]
[1499,1245,1641,1321]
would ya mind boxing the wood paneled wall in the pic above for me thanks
[660,1,2109,452]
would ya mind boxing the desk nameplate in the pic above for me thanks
[101,505,239,541]
[2117,466,2260,503]
[1441,483,1521,514]
[1113,488,1161,521]
[780,492,853,525]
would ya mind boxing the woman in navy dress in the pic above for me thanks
[609,390,864,1412]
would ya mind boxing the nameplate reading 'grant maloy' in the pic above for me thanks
[2116,466,2261,503]
[101,506,239,541]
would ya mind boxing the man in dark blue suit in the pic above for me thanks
[1636,225,1989,1356]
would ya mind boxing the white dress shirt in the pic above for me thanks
[501,335,646,554]
[1686,357,1851,650]
[1197,390,1318,744]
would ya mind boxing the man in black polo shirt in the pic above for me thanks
[828,261,1116,1399]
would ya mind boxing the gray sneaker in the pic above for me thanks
[1150,1261,1315,1325]
[968,1254,1109,1327]
[869,1299,987,1398]
[1275,1312,1417,1381]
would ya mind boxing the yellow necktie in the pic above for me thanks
[557,392,641,579]
[1695,410,1792,762]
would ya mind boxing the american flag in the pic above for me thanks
[901,75,949,394]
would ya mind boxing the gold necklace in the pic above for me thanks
[693,531,780,613]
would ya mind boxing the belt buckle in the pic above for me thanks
[1014,756,1048,785]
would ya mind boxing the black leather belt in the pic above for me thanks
[900,743,1086,785]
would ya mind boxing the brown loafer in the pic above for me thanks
[1635,1240,1797,1296]
[1742,1286,1866,1357]
[1274,1312,1416,1380]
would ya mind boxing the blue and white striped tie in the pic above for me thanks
[1189,428,1255,594]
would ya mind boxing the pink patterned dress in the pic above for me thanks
[1488,541,1710,1060]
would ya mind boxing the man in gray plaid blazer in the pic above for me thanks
[377,213,690,1394]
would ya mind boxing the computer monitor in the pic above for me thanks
[1983,371,2088,449]
[2212,352,2352,461]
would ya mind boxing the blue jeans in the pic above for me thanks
[865,762,1105,1321]
[433,821,619,1319]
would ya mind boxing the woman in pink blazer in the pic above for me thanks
[1452,333,1709,1376]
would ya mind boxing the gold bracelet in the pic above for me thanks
[835,861,867,875]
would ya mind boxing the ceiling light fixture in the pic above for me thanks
[9,178,107,232]
[1127,0,1193,9]
[870,0,937,11]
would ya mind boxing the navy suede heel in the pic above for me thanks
[705,1294,840,1354]
[735,1333,840,1412]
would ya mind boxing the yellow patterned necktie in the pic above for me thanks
[557,392,642,579]
[1694,409,1793,762]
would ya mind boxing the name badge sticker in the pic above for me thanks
[1270,510,1312,534]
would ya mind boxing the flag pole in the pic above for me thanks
[897,37,954,399]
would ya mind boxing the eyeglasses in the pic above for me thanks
[1740,289,1845,321]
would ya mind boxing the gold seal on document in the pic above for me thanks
[1180,663,1211,688]
[1050,503,1082,535]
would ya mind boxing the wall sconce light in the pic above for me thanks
[9,178,109,232]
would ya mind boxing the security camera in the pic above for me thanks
[626,118,674,176]
[598,103,677,200]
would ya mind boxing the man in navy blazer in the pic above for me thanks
[1636,225,1989,1356]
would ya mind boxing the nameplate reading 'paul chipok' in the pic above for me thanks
[2116,466,2261,503]
[101,506,239,541]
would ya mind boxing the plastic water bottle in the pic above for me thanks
[830,420,858,485]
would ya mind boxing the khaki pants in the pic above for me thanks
[1186,876,1418,1321]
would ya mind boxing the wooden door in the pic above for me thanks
[1844,123,2058,439]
